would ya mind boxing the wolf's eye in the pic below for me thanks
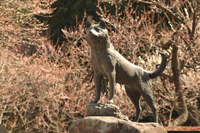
[94,27,100,32]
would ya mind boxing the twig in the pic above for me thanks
[0,105,7,125]
[168,90,176,126]
[136,0,186,24]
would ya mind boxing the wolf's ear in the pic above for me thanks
[100,19,106,29]
[86,20,92,29]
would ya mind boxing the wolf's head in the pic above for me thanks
[86,20,111,50]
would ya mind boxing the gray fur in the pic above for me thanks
[86,20,167,122]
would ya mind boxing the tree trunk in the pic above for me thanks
[169,91,188,126]
[168,45,188,126]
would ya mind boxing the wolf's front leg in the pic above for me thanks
[107,71,116,104]
[90,74,102,104]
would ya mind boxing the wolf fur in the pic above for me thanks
[86,20,167,122]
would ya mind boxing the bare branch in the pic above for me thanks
[160,73,174,83]
[187,1,194,13]
[136,0,186,24]
[135,0,152,5]
[104,20,130,44]
[184,8,189,20]
[175,6,186,22]
[191,10,197,39]
[164,12,176,31]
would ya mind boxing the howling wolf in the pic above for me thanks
[86,20,167,122]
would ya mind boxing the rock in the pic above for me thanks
[69,116,167,133]
[0,125,7,133]
[86,103,129,121]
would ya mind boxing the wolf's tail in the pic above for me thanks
[147,52,168,79]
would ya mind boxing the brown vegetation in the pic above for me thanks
[0,0,199,132]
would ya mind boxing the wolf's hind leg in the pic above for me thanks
[125,86,141,122]
[141,89,158,122]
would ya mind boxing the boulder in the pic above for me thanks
[86,103,129,121]
[0,125,7,133]
[69,116,167,133]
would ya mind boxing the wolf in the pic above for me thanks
[85,19,167,122]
